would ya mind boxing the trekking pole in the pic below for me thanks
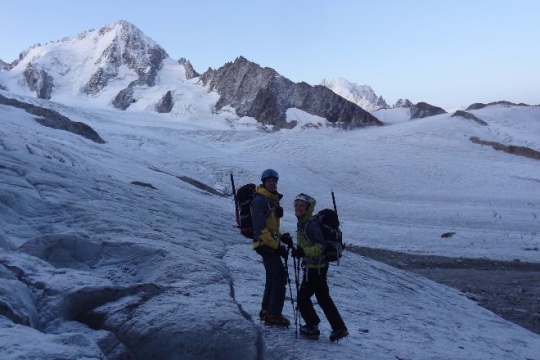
[283,249,297,338]
[293,253,301,338]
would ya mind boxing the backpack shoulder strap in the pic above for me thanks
[301,215,322,244]
[251,192,272,219]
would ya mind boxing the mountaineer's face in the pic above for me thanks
[294,200,308,218]
[263,178,278,193]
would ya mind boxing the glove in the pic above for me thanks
[277,245,289,259]
[291,247,305,259]
[280,233,293,248]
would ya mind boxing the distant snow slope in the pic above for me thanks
[1,92,539,359]
[371,107,411,124]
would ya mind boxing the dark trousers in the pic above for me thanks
[298,266,345,331]
[256,246,286,315]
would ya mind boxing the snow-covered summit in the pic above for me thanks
[13,20,167,75]
[1,20,173,102]
[320,77,388,111]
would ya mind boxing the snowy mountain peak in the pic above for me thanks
[14,20,164,69]
[79,20,167,66]
[320,77,388,111]
[3,20,169,100]
[0,22,383,128]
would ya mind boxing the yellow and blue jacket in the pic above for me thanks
[251,186,282,250]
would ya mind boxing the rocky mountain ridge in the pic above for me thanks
[410,102,447,119]
[394,98,413,108]
[1,21,383,128]
[200,57,382,128]
[0,20,455,128]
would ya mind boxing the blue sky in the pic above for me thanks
[1,0,539,110]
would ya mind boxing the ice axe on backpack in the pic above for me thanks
[230,173,239,226]
[332,189,344,250]
[331,189,338,214]
[230,173,257,238]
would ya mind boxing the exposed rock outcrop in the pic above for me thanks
[467,103,488,111]
[410,102,447,119]
[179,58,199,80]
[375,95,388,109]
[23,63,54,100]
[470,136,540,160]
[451,110,488,125]
[201,56,381,128]
[466,101,529,111]
[394,98,413,108]
[85,68,113,96]
[0,59,10,72]
[0,94,105,143]
[112,82,136,110]
[156,90,174,113]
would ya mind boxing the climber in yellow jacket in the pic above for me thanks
[251,169,293,327]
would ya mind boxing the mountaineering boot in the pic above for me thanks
[264,314,290,327]
[329,327,349,342]
[258,309,267,321]
[299,324,320,340]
